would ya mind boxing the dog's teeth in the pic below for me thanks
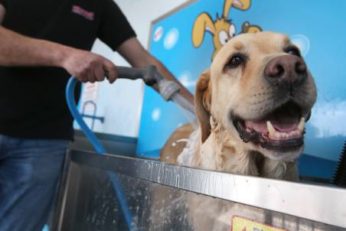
[266,121,276,135]
[298,117,305,132]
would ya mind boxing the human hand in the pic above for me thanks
[62,48,117,83]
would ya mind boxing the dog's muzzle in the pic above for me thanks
[231,55,312,152]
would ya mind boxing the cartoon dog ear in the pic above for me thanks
[223,0,251,18]
[192,13,215,48]
[241,21,262,33]
[195,70,212,143]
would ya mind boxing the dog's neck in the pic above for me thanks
[194,120,298,181]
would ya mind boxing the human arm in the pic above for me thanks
[0,26,117,83]
[95,0,193,103]
[0,4,116,83]
[0,3,4,23]
[117,37,194,105]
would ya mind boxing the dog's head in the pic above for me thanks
[195,32,317,161]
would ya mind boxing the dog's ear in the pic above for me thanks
[195,70,212,143]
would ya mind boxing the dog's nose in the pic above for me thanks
[264,55,307,87]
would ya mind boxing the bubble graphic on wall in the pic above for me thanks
[179,72,196,89]
[151,108,161,122]
[153,26,163,42]
[177,123,184,127]
[164,28,179,50]
[291,34,310,57]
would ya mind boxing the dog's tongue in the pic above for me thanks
[245,103,302,134]
[245,116,300,134]
[268,116,300,132]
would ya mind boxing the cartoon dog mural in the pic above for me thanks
[192,0,262,59]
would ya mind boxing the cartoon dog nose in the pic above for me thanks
[264,55,307,87]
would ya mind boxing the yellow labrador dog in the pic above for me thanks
[158,32,317,230]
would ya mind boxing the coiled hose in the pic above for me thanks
[66,77,137,231]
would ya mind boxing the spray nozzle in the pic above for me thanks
[116,65,195,117]
[116,65,181,101]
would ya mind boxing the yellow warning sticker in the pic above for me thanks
[231,216,287,231]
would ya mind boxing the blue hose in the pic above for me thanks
[66,77,136,230]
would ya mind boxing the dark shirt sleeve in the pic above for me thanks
[0,0,7,8]
[98,0,136,51]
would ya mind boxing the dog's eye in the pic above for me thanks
[284,46,301,57]
[226,54,245,69]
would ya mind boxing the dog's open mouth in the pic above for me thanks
[233,101,306,151]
